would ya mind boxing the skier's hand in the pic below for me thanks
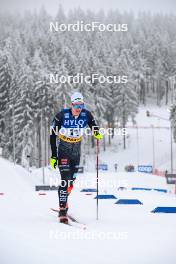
[93,131,103,140]
[50,156,58,169]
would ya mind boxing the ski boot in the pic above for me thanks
[58,207,68,224]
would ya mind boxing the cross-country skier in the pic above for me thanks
[50,92,102,223]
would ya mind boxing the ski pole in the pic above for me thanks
[96,139,99,220]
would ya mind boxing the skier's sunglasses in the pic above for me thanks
[72,103,84,109]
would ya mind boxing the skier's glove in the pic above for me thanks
[93,131,103,140]
[50,156,58,169]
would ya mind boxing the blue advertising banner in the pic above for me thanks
[138,165,153,173]
[98,164,108,171]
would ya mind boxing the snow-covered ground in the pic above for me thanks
[0,156,176,264]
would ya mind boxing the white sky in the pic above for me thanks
[0,0,176,15]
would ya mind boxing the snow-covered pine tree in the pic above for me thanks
[13,64,33,166]
[170,105,176,143]
[0,55,11,152]
[114,51,138,149]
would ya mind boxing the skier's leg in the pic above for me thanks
[57,155,71,222]
[67,155,80,195]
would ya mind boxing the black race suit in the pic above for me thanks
[50,108,98,209]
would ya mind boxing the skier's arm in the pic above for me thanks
[87,110,98,130]
[50,111,62,157]
[87,111,102,139]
